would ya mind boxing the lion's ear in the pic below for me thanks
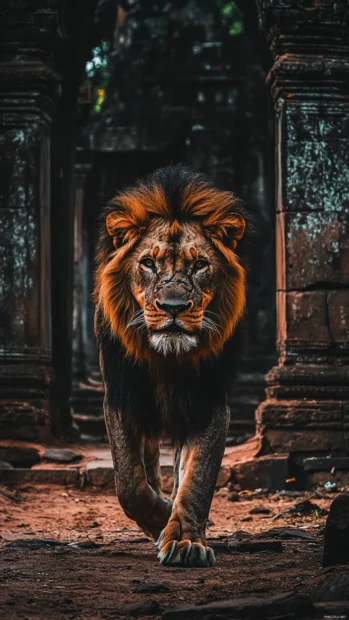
[106,210,145,248]
[205,212,246,251]
[105,212,124,248]
[106,211,120,237]
[226,213,246,242]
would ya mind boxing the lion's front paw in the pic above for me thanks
[158,539,215,567]
[156,517,215,567]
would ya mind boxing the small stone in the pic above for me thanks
[249,507,271,515]
[68,541,101,549]
[227,491,239,502]
[42,449,82,464]
[294,499,328,516]
[0,461,14,469]
[123,599,160,616]
[256,527,316,541]
[323,492,349,567]
[241,516,253,522]
[228,540,283,554]
[8,538,64,549]
[162,592,313,619]
[135,582,170,594]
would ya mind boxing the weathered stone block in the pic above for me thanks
[42,448,82,464]
[257,400,342,429]
[0,207,41,349]
[285,140,324,211]
[304,456,349,472]
[0,124,41,210]
[263,430,345,454]
[280,102,349,213]
[0,468,79,485]
[328,291,349,343]
[280,291,330,342]
[0,444,40,466]
[231,454,289,490]
[85,461,114,487]
[276,212,349,291]
[265,366,349,400]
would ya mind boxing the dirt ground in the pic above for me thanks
[0,481,340,619]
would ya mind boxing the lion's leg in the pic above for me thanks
[157,406,230,567]
[104,400,172,540]
[143,436,163,495]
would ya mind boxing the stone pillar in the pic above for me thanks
[49,0,98,435]
[72,149,93,383]
[70,148,105,441]
[0,2,62,441]
[256,1,349,476]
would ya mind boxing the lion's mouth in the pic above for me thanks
[152,323,193,335]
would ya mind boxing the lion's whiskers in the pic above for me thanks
[125,310,146,332]
[204,309,221,320]
[202,315,221,336]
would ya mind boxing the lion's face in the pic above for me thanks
[128,220,220,356]
[95,166,247,364]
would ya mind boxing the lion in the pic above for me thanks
[94,165,248,567]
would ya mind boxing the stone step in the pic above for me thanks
[0,445,231,492]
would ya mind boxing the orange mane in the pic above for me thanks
[94,166,248,364]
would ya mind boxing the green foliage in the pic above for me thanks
[219,1,244,36]
[84,41,111,113]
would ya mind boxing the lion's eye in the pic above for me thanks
[140,257,155,270]
[194,259,209,271]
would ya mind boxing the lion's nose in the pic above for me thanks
[155,299,193,317]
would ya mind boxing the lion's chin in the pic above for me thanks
[150,333,198,356]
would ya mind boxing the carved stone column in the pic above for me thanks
[50,0,99,435]
[256,1,349,478]
[70,148,106,440]
[72,149,92,383]
[0,2,62,441]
